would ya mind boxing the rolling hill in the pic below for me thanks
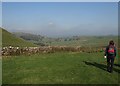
[13,32,118,47]
[1,27,38,47]
[12,32,44,42]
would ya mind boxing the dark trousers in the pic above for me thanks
[107,56,115,72]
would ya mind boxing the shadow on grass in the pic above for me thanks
[83,61,120,73]
[114,64,120,67]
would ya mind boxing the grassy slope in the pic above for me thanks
[1,28,38,47]
[3,52,120,84]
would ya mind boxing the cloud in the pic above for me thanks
[48,22,54,25]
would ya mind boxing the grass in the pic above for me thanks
[45,36,118,47]
[1,28,38,47]
[1,27,118,47]
[2,52,120,84]
[0,59,2,85]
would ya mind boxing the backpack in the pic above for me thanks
[108,45,115,55]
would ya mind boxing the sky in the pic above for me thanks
[0,1,1,27]
[2,2,118,37]
[1,0,120,2]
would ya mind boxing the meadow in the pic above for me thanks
[1,28,119,84]
[2,52,120,84]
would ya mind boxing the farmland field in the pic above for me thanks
[2,52,120,84]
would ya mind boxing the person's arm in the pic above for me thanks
[104,46,108,56]
[114,47,117,57]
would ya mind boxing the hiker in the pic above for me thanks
[104,40,116,73]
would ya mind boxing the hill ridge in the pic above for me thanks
[1,27,38,47]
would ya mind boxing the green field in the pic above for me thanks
[0,60,1,85]
[1,28,119,84]
[13,31,118,47]
[46,36,118,47]
[2,52,120,84]
[1,28,38,47]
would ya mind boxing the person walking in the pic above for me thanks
[104,40,116,73]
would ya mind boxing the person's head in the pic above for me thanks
[109,40,114,46]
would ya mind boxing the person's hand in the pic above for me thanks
[104,56,106,58]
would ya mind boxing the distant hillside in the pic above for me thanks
[1,28,38,47]
[13,32,47,46]
[13,32,118,47]
[13,32,44,41]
